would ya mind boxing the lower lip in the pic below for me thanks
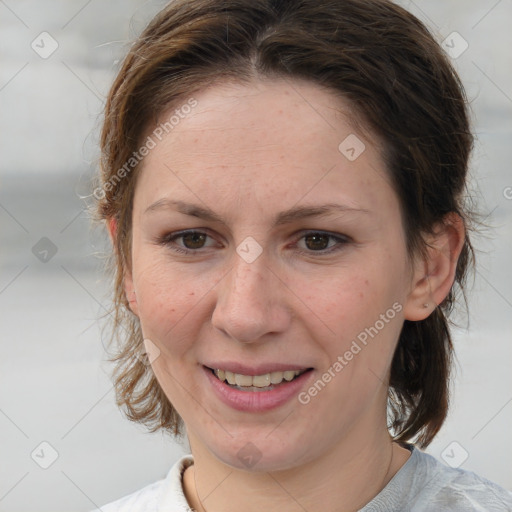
[202,365,314,412]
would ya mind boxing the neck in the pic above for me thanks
[183,424,411,512]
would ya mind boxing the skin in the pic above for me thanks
[114,77,465,511]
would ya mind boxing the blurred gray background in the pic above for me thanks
[0,1,511,510]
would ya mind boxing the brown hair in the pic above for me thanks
[95,0,475,447]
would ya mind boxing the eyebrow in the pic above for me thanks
[145,199,371,227]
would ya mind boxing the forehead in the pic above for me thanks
[134,78,398,220]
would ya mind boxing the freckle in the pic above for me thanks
[359,292,364,299]
[189,292,195,296]
[365,280,369,286]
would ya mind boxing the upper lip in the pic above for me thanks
[203,362,312,375]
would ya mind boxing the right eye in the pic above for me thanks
[157,230,219,254]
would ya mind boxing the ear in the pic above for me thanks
[123,270,139,317]
[107,217,117,245]
[107,217,139,317]
[403,212,465,321]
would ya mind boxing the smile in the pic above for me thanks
[211,368,309,391]
[202,365,314,412]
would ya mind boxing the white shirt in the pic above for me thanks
[93,445,512,511]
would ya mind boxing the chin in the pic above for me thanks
[205,429,311,473]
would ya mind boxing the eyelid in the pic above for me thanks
[295,229,351,242]
[157,229,220,250]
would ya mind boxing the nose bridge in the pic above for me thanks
[232,255,268,305]
[226,255,271,319]
[212,252,289,342]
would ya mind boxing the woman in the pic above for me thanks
[92,0,512,510]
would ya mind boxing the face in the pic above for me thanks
[125,78,419,471]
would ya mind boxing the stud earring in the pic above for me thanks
[423,303,429,308]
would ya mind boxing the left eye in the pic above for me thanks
[296,231,349,253]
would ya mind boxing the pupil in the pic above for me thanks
[305,234,329,251]
[183,232,206,249]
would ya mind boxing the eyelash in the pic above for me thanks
[156,229,351,256]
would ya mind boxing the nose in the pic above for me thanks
[211,255,291,343]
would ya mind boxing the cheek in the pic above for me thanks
[302,256,405,381]
[132,254,203,354]
[305,263,402,332]
[300,270,404,417]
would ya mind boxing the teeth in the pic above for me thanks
[252,373,271,387]
[235,373,253,387]
[283,371,296,381]
[213,368,304,387]
[270,371,284,384]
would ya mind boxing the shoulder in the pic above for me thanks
[90,455,194,512]
[401,446,512,511]
[422,451,512,511]
[362,445,512,512]
[91,479,163,512]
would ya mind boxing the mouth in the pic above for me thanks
[205,366,313,392]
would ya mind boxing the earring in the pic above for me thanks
[423,303,429,308]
